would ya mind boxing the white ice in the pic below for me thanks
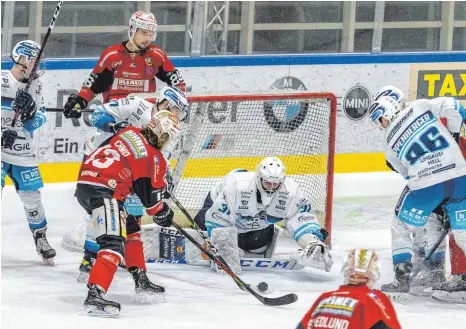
[2,178,466,329]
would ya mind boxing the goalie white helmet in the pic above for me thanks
[11,40,44,80]
[368,96,401,129]
[373,85,405,104]
[256,157,286,206]
[129,10,157,41]
[342,249,380,289]
[156,86,189,120]
[147,110,181,151]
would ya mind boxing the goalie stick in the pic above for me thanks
[169,194,298,306]
[11,1,64,127]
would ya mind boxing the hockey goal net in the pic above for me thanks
[61,90,337,251]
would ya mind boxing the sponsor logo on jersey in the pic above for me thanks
[108,179,117,188]
[387,108,414,143]
[455,210,466,228]
[120,130,148,158]
[343,85,371,121]
[122,71,140,77]
[81,170,98,177]
[265,76,308,132]
[118,79,144,87]
[130,63,136,67]
[115,140,131,157]
[391,111,435,155]
[146,67,154,75]
[417,70,466,100]
[313,296,358,318]
[239,199,249,210]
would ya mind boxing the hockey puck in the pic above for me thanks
[257,282,268,292]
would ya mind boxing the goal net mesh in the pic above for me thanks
[140,91,337,237]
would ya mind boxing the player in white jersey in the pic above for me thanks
[1,40,56,264]
[373,86,466,301]
[76,86,188,282]
[367,94,466,300]
[194,157,333,274]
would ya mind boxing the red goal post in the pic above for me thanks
[133,90,337,244]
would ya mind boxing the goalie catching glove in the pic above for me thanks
[152,202,174,227]
[291,235,333,272]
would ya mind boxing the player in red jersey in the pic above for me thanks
[296,249,401,329]
[75,110,180,316]
[63,10,186,119]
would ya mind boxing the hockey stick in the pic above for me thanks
[11,1,64,127]
[169,195,298,306]
[45,108,94,113]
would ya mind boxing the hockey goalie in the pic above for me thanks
[187,156,333,274]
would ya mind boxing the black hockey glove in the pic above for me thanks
[110,120,130,134]
[152,202,174,227]
[15,90,37,122]
[63,94,88,119]
[165,174,174,198]
[1,129,18,149]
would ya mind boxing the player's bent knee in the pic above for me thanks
[97,235,126,257]
[126,214,142,235]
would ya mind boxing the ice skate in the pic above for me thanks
[33,228,56,266]
[84,285,120,317]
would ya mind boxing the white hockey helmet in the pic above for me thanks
[156,86,189,120]
[373,85,405,104]
[10,40,44,80]
[342,249,380,289]
[368,96,401,129]
[147,110,181,151]
[256,157,286,205]
[128,10,157,41]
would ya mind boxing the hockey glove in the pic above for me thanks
[110,120,130,134]
[152,202,174,227]
[291,235,333,272]
[165,174,174,198]
[1,129,18,149]
[63,94,88,119]
[15,90,37,122]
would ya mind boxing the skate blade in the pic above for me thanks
[84,304,120,317]
[133,291,166,304]
[432,290,466,304]
[41,257,54,266]
[386,292,409,304]
[77,272,90,284]
[410,286,433,297]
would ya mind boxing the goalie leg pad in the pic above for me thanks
[210,226,241,274]
[88,250,122,292]
[18,190,47,232]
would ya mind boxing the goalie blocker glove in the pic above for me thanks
[64,93,88,119]
[152,202,174,227]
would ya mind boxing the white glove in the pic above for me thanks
[291,235,333,272]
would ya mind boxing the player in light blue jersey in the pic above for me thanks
[368,94,466,301]
[1,40,56,265]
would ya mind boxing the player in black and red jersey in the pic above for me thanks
[75,111,180,316]
[63,10,186,119]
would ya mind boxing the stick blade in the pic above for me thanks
[263,293,298,306]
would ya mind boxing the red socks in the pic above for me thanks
[124,232,146,271]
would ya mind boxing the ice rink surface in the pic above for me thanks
[2,182,466,329]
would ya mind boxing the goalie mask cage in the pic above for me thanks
[148,90,337,243]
